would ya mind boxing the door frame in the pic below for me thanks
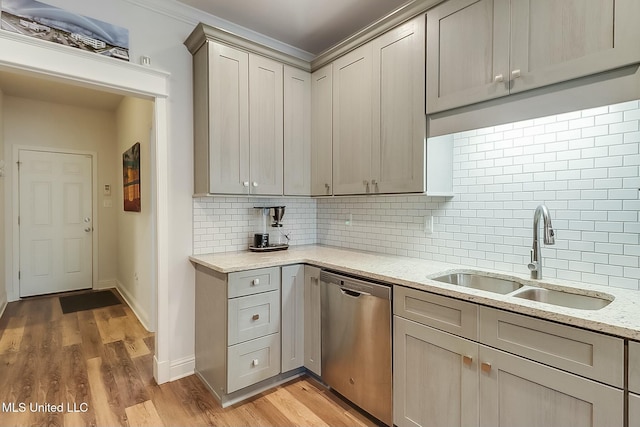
[1,30,171,384]
[12,146,98,298]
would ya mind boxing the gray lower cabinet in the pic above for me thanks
[303,265,321,376]
[281,265,305,372]
[628,341,640,427]
[393,285,624,427]
[394,316,478,427]
[630,393,640,427]
[194,265,282,403]
[479,345,623,427]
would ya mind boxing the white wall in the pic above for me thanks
[0,88,6,313]
[116,97,154,329]
[3,96,119,292]
[318,99,640,290]
[193,196,317,254]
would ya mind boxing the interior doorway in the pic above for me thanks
[18,149,94,297]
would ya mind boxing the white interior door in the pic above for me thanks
[19,150,93,297]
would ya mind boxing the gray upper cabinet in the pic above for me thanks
[249,54,284,195]
[310,64,333,196]
[427,0,640,114]
[283,66,311,196]
[426,0,510,114]
[333,15,427,195]
[332,43,374,195]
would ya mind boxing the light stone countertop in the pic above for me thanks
[189,244,640,341]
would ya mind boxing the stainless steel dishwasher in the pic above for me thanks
[320,270,392,426]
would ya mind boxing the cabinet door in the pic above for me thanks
[394,316,479,427]
[208,42,250,194]
[310,64,333,196]
[332,43,373,195]
[479,345,623,427]
[249,54,283,195]
[303,266,321,375]
[281,265,304,372]
[630,393,640,427]
[510,0,640,95]
[283,66,311,196]
[426,0,510,113]
[371,15,425,194]
[630,341,640,394]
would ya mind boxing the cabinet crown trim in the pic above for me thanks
[185,23,310,71]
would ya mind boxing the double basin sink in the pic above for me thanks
[431,272,613,310]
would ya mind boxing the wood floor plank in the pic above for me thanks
[124,337,150,359]
[0,315,26,354]
[103,340,150,408]
[237,394,297,427]
[263,386,330,427]
[61,313,82,347]
[61,344,97,427]
[125,400,165,427]
[94,308,127,344]
[285,378,374,427]
[77,311,103,360]
[86,357,126,427]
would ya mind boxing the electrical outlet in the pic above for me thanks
[345,213,353,226]
[424,215,434,234]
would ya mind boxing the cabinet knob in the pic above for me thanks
[252,359,259,367]
[325,183,330,190]
[481,362,492,373]
[511,69,521,79]
[84,227,92,232]
[252,181,258,187]
[463,355,473,366]
[243,181,249,187]
[252,314,260,321]
[252,278,260,286]
[494,74,504,83]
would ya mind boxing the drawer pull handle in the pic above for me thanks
[252,279,260,286]
[252,359,259,367]
[463,355,473,365]
[252,314,260,321]
[481,362,492,373]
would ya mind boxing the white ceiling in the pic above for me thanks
[178,0,412,55]
[0,69,124,110]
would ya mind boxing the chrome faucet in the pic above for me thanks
[528,204,555,280]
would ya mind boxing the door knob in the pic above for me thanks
[252,182,258,187]
[84,227,92,232]
[243,181,249,187]
[84,217,91,223]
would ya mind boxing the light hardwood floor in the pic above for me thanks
[0,291,377,427]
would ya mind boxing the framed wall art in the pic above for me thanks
[123,142,141,212]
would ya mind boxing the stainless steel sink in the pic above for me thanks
[432,272,524,294]
[512,288,612,310]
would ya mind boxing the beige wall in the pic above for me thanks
[3,96,119,298]
[116,97,154,330]
[0,89,6,311]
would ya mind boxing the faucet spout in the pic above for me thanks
[528,204,555,280]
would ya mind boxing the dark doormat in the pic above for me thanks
[59,290,122,314]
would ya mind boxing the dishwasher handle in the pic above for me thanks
[341,288,368,298]
[320,270,391,300]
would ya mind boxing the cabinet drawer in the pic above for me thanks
[479,307,623,388]
[394,285,478,340]
[227,333,281,393]
[228,290,280,345]
[228,267,280,298]
[629,341,640,394]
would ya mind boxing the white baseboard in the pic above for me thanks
[96,279,117,289]
[154,355,171,384]
[0,298,7,320]
[152,355,193,384]
[114,280,153,332]
[170,355,195,381]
